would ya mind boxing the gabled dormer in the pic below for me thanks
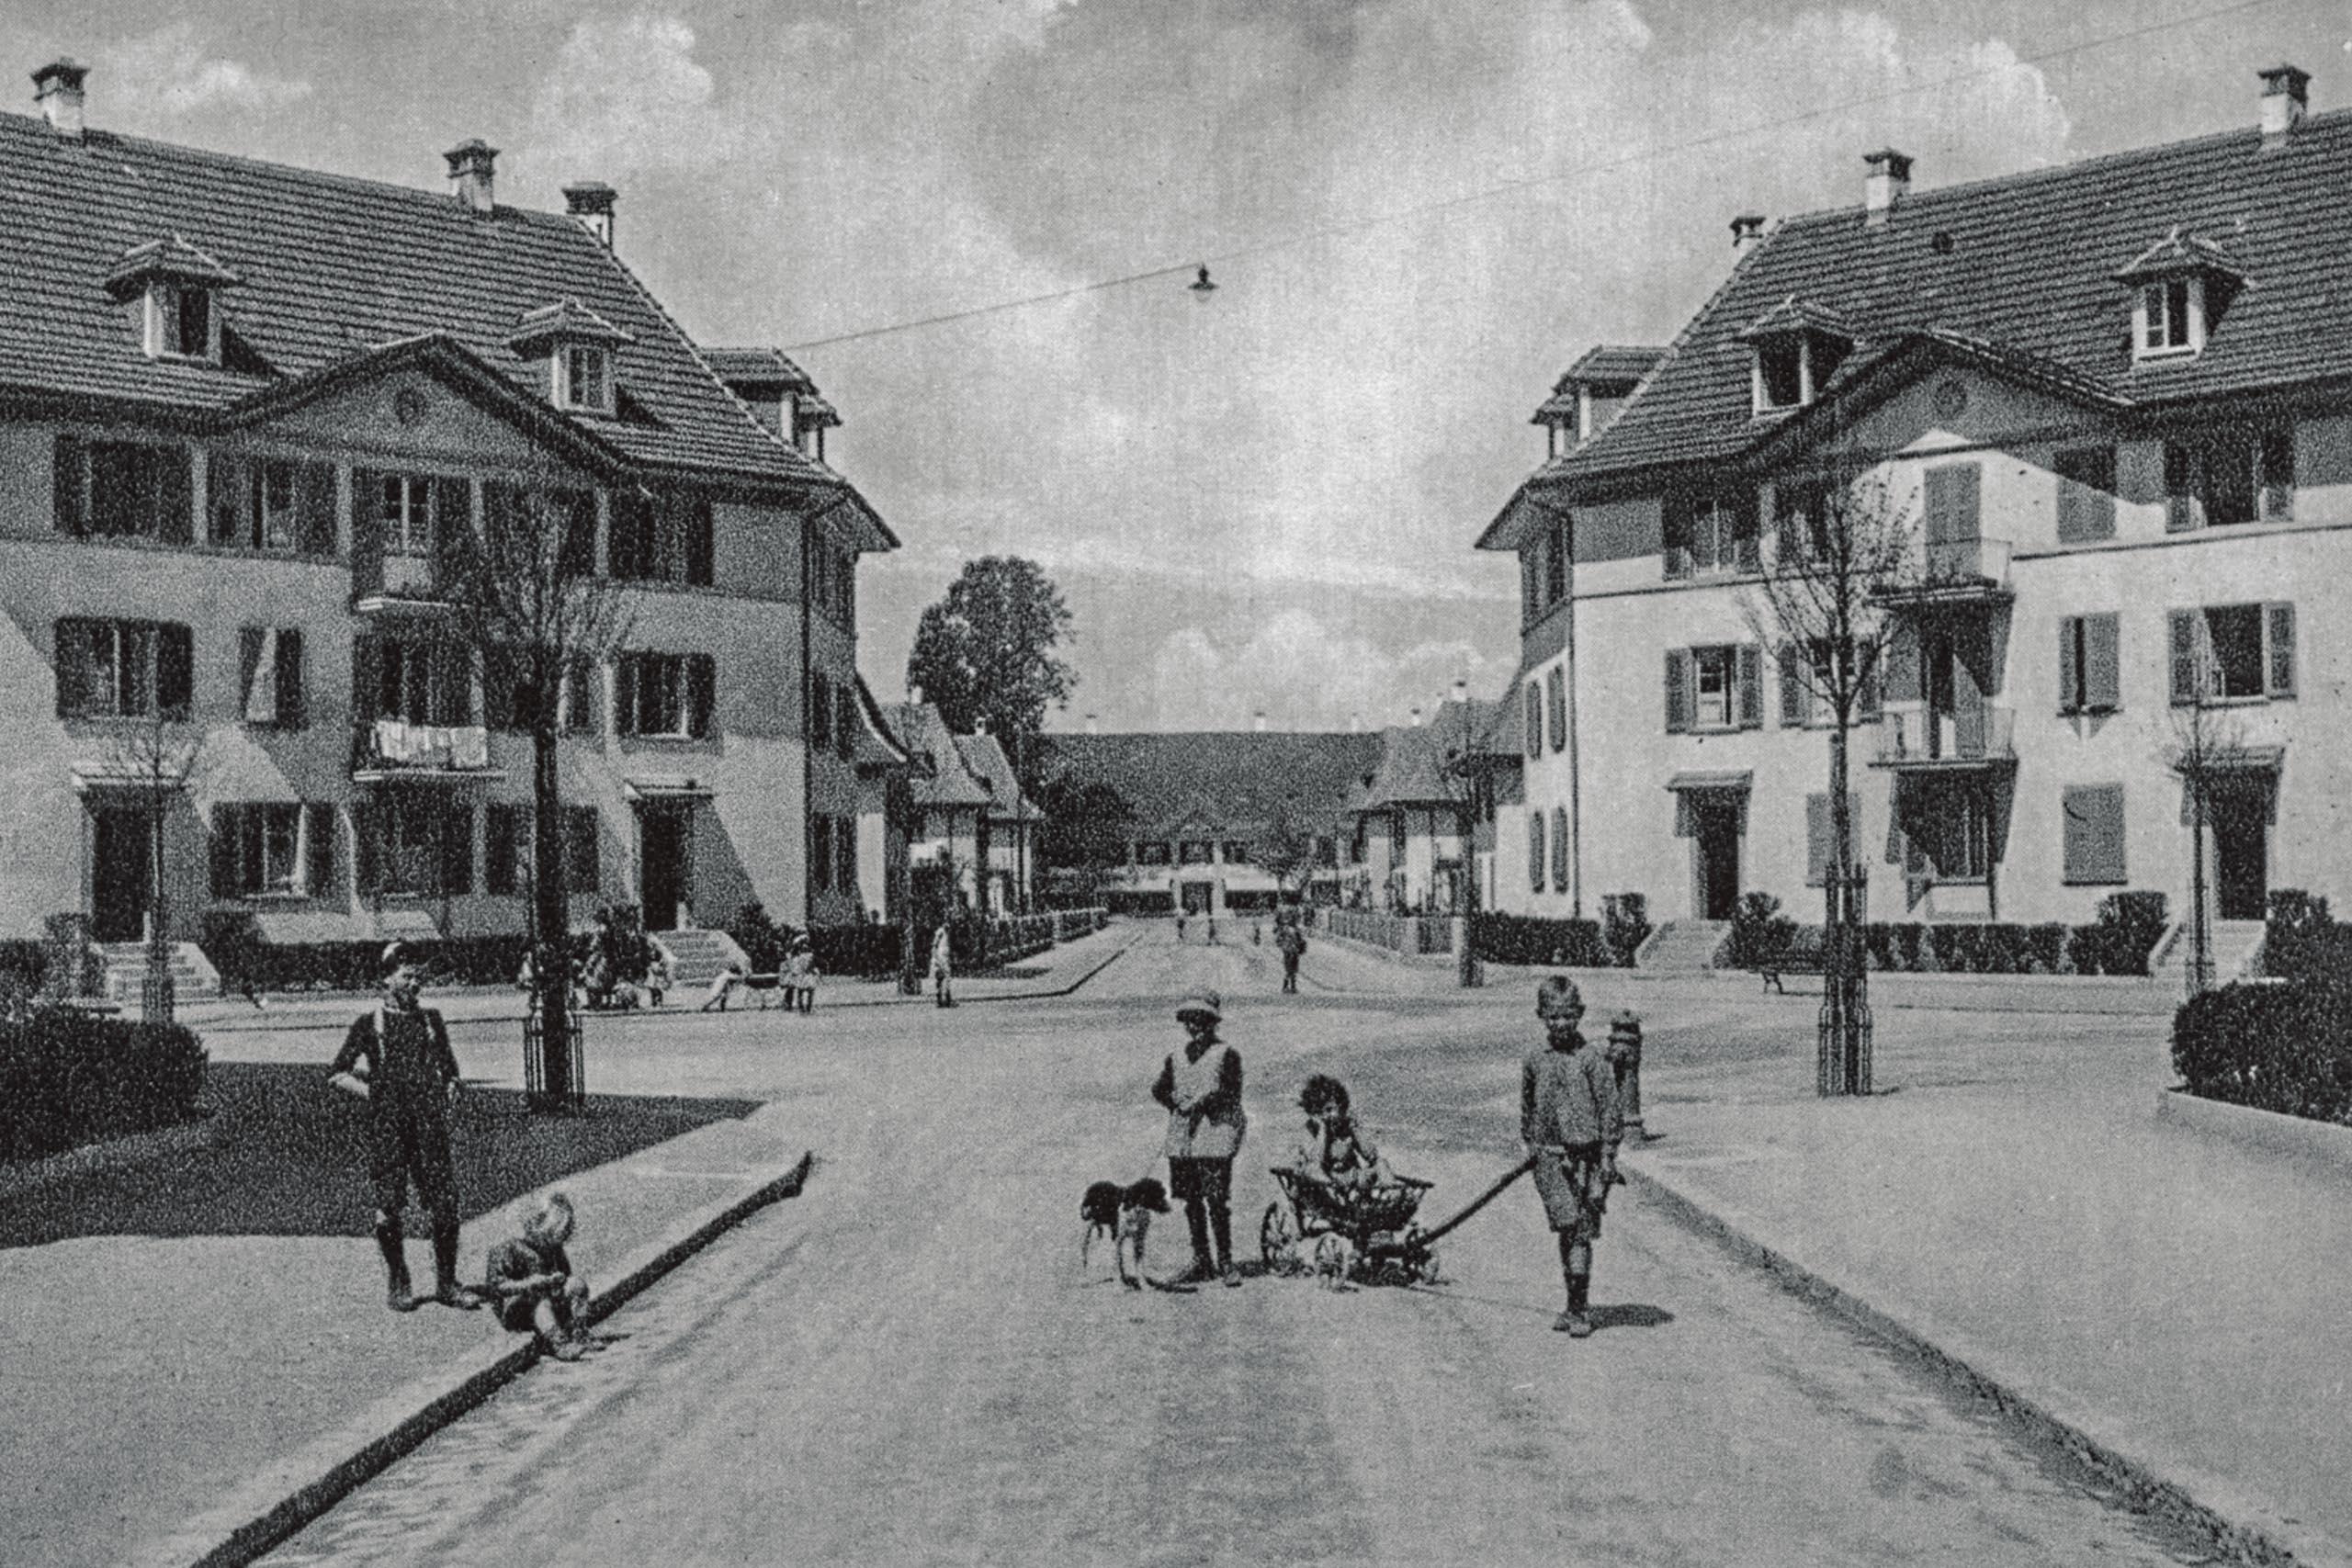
[2116,227,2242,365]
[1739,297,1853,416]
[506,298,635,416]
[1534,345,1661,457]
[105,236,240,364]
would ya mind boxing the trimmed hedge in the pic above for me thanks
[2174,978,2352,1122]
[0,1009,208,1161]
[202,913,537,992]
[1600,894,1650,968]
[1472,912,1611,967]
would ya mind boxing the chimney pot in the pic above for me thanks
[1084,713,1099,736]
[2259,64,2311,139]
[909,683,923,707]
[564,180,617,248]
[1862,148,1912,224]
[444,139,499,215]
[1253,709,1267,733]
[1452,678,1469,704]
[1409,706,1423,728]
[32,58,87,139]
[1730,213,1766,251]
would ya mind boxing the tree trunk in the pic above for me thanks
[530,692,575,1106]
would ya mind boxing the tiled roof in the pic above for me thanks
[851,675,913,773]
[1354,700,1495,809]
[887,704,994,807]
[0,112,854,494]
[704,346,818,395]
[955,731,1040,822]
[1534,345,1664,423]
[1736,296,1856,342]
[1532,109,2352,491]
[104,233,240,296]
[1035,732,1382,837]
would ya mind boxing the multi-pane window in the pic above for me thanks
[2053,446,2118,544]
[2165,429,2293,531]
[1220,841,1251,864]
[1544,519,1568,604]
[486,803,531,896]
[608,488,715,586]
[809,541,857,626]
[1136,841,1172,866]
[238,626,306,728]
[378,473,438,558]
[483,483,597,580]
[2057,615,2120,715]
[158,283,213,360]
[54,618,193,720]
[364,637,472,726]
[1179,840,1215,865]
[837,816,857,895]
[557,344,613,413]
[54,436,194,543]
[2139,278,2199,358]
[359,798,473,897]
[1781,638,1879,728]
[208,455,336,554]
[1897,776,1993,882]
[1751,334,1848,413]
[211,803,335,897]
[616,652,717,739]
[1663,489,1758,579]
[2170,603,2295,705]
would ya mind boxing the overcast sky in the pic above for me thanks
[18,0,2350,730]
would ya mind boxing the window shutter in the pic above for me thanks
[811,672,832,746]
[1524,684,1543,758]
[1806,793,1830,886]
[239,627,268,722]
[1546,666,1566,753]
[837,686,857,761]
[482,650,516,733]
[1664,649,1690,733]
[1528,811,1545,892]
[2063,784,2127,885]
[686,497,715,587]
[352,802,379,894]
[2261,430,2296,522]
[686,655,718,739]
[1733,493,1761,572]
[1550,805,1569,893]
[1883,619,1918,705]
[1521,553,1539,623]
[432,477,472,583]
[53,618,90,717]
[1736,644,1762,729]
[305,805,336,897]
[1857,649,1883,722]
[2267,602,2297,697]
[298,462,337,556]
[2057,617,2082,715]
[349,468,386,596]
[2168,610,2200,705]
[210,807,242,897]
[157,446,194,545]
[2054,447,2116,544]
[1662,500,1691,580]
[610,489,649,580]
[567,807,601,893]
[615,655,639,737]
[2164,444,2200,533]
[156,624,194,719]
[435,803,472,894]
[840,817,857,892]
[812,817,832,893]
[53,435,85,535]
[276,629,305,727]
[1779,643,1808,728]
[2085,614,2120,712]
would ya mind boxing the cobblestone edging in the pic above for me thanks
[2157,1088,2352,1178]
[1623,1164,2347,1568]
[130,1151,816,1568]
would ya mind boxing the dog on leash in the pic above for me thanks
[1080,1178,1172,1291]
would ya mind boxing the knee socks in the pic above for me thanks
[1209,1203,1234,1273]
[1185,1201,1214,1269]
[430,1214,462,1290]
[374,1213,412,1291]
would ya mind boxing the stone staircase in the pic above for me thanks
[95,942,220,1005]
[1635,919,1730,974]
[650,927,752,989]
[2150,919,2267,989]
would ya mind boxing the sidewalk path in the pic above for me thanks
[1626,1017,2352,1565]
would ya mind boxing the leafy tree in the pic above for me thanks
[905,557,1077,754]
[1032,771,1134,905]
[1253,795,1324,898]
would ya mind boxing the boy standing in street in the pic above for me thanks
[1275,917,1306,994]
[1521,976,1621,1337]
[1153,991,1247,1287]
[329,943,478,1314]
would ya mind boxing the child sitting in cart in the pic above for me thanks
[1292,1074,1390,1198]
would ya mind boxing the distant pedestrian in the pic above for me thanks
[1175,912,1187,942]
[1607,1009,1650,1142]
[786,935,818,1015]
[329,943,479,1314]
[700,959,744,1012]
[930,924,956,1008]
[643,952,670,1010]
[483,1190,596,1361]
[1521,976,1622,1337]
[1152,990,1247,1287]
[1276,918,1306,994]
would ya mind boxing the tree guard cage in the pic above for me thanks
[526,993,586,1110]
[1819,870,1872,1096]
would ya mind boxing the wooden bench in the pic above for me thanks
[1757,949,1825,994]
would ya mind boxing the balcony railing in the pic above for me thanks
[1872,536,2013,603]
[351,718,500,781]
[1871,705,2015,768]
[352,553,460,615]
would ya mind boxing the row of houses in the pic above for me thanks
[0,60,1065,992]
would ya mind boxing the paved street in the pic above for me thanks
[239,931,2208,1567]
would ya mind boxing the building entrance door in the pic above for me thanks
[1180,880,1213,916]
[2211,779,2269,921]
[92,807,153,942]
[639,807,691,931]
[1691,795,1741,921]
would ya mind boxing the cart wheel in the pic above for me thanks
[1260,1202,1300,1273]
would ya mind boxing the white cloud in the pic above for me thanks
[527,13,746,176]
[104,24,312,116]
[1145,606,1512,731]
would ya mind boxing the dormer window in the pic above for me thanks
[507,299,635,417]
[1739,299,1853,416]
[105,236,240,367]
[2117,228,2239,367]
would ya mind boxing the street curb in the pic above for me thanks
[958,928,1135,1003]
[1623,1163,2350,1568]
[2156,1087,2352,1179]
[130,1150,816,1568]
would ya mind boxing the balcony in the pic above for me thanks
[1871,536,2013,606]
[351,718,502,783]
[1871,705,2015,770]
[352,553,460,617]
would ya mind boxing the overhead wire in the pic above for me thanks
[780,0,2301,353]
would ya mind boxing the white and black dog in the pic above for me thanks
[1079,1178,1174,1290]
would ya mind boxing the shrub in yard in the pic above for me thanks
[1724,893,1797,970]
[727,903,792,974]
[2265,890,2352,985]
[1600,894,1650,969]
[2173,977,2352,1122]
[1472,913,1610,967]
[0,1010,207,1161]
[2070,891,2168,976]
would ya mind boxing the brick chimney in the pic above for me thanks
[1863,148,1912,224]
[2259,64,2310,141]
[444,140,499,215]
[1730,214,1766,252]
[564,181,617,248]
[33,59,86,139]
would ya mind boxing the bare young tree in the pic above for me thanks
[1742,472,1919,1096]
[448,485,631,1108]
[2165,691,2248,998]
[95,710,204,1022]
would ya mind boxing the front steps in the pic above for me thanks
[1636,919,1730,974]
[95,942,220,1004]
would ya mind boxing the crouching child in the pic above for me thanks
[485,1191,596,1360]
